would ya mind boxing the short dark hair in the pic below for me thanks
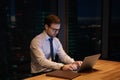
[44,14,61,27]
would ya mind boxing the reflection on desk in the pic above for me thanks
[24,60,120,80]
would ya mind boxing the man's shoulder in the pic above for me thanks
[31,33,44,42]
[34,32,46,39]
[53,37,61,45]
[54,37,59,41]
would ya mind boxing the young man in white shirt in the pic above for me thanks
[30,14,82,75]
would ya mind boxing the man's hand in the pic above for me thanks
[72,61,83,68]
[61,61,83,71]
[61,64,78,71]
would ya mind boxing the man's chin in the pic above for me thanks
[50,35,55,38]
[52,36,55,38]
[52,35,56,37]
[50,34,57,37]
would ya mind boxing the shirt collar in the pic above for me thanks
[43,31,52,41]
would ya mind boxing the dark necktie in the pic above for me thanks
[49,38,54,61]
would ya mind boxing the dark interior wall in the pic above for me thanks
[68,0,120,61]
[109,0,120,61]
[72,0,102,60]
[0,0,59,79]
[0,0,10,79]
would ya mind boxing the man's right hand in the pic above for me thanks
[61,64,78,71]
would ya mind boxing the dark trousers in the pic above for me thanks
[31,72,47,77]
[31,70,54,77]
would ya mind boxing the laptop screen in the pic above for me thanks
[77,53,101,72]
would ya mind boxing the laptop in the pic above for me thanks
[77,53,101,72]
[46,54,101,79]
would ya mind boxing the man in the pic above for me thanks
[30,14,82,75]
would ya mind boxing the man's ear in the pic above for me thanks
[45,24,49,30]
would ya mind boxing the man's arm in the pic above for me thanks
[56,39,75,64]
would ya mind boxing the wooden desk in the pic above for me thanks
[24,60,120,80]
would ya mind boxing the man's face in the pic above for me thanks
[45,23,60,37]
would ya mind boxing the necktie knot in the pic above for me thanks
[49,38,53,42]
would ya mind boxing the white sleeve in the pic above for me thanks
[56,39,75,64]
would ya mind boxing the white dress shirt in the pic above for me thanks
[30,31,74,73]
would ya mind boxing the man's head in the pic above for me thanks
[44,14,61,37]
